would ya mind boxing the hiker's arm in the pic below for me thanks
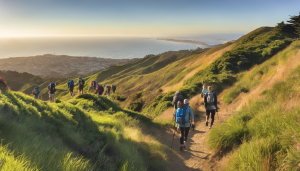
[189,108,194,124]
[215,93,218,112]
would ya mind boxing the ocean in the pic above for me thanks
[0,35,241,59]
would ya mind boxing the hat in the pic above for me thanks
[184,99,189,104]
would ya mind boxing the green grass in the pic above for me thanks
[207,63,300,170]
[0,91,168,170]
[223,40,300,104]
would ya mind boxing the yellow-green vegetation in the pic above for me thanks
[53,48,208,113]
[223,40,300,104]
[149,27,297,118]
[0,91,168,170]
[207,53,300,170]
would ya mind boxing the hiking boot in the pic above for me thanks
[183,141,186,148]
[180,144,184,150]
[209,125,212,129]
[206,121,208,126]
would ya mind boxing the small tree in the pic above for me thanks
[287,12,300,36]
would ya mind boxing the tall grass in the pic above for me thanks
[223,40,300,104]
[207,63,300,170]
[0,91,168,170]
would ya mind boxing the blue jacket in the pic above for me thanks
[176,105,194,127]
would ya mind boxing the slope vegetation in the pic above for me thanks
[207,40,300,170]
[0,91,168,170]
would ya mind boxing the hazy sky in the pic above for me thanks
[0,0,299,37]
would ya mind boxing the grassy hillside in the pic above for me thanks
[207,40,300,170]
[146,26,297,118]
[52,48,210,111]
[0,91,168,170]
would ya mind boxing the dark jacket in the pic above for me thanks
[204,91,218,112]
[172,91,183,109]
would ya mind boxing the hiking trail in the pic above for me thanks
[150,94,240,171]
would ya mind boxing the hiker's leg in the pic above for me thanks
[180,127,184,144]
[184,127,190,142]
[211,110,216,126]
[206,110,210,121]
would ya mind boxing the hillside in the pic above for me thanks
[0,54,136,78]
[46,25,296,121]
[1,12,300,170]
[0,91,169,170]
[207,40,300,170]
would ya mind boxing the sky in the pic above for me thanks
[0,0,300,37]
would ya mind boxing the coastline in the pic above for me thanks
[157,38,221,48]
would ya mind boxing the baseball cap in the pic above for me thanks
[184,99,189,104]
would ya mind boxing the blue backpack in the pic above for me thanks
[70,80,74,87]
[176,105,189,124]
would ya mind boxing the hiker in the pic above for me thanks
[176,99,194,150]
[201,83,208,102]
[0,77,9,92]
[48,82,56,103]
[204,86,218,129]
[77,78,85,95]
[105,84,111,97]
[172,91,184,120]
[112,84,116,94]
[96,84,104,95]
[89,80,97,92]
[32,87,42,100]
[67,80,75,97]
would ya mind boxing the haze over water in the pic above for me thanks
[0,35,241,59]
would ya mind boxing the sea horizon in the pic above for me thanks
[0,34,243,59]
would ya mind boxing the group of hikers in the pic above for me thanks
[172,81,218,150]
[31,77,215,151]
[32,77,117,103]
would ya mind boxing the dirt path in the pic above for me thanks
[150,94,239,171]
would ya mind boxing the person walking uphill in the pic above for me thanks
[77,78,85,95]
[176,99,194,150]
[204,86,218,129]
[105,84,111,98]
[32,87,42,100]
[48,82,56,103]
[112,84,116,94]
[67,80,75,97]
[96,84,104,96]
[172,91,183,120]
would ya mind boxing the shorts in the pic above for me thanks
[69,86,74,93]
[49,93,55,98]
[79,85,84,91]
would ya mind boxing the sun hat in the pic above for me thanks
[184,99,189,104]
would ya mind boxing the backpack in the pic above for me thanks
[91,81,97,87]
[107,85,111,92]
[206,92,215,105]
[32,87,40,95]
[49,83,56,93]
[70,80,74,87]
[79,79,84,86]
[112,84,116,90]
[176,105,188,124]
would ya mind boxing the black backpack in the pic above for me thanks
[49,83,56,93]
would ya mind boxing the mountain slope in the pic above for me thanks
[207,40,300,170]
[0,91,168,170]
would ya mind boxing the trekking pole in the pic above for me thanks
[170,122,176,150]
